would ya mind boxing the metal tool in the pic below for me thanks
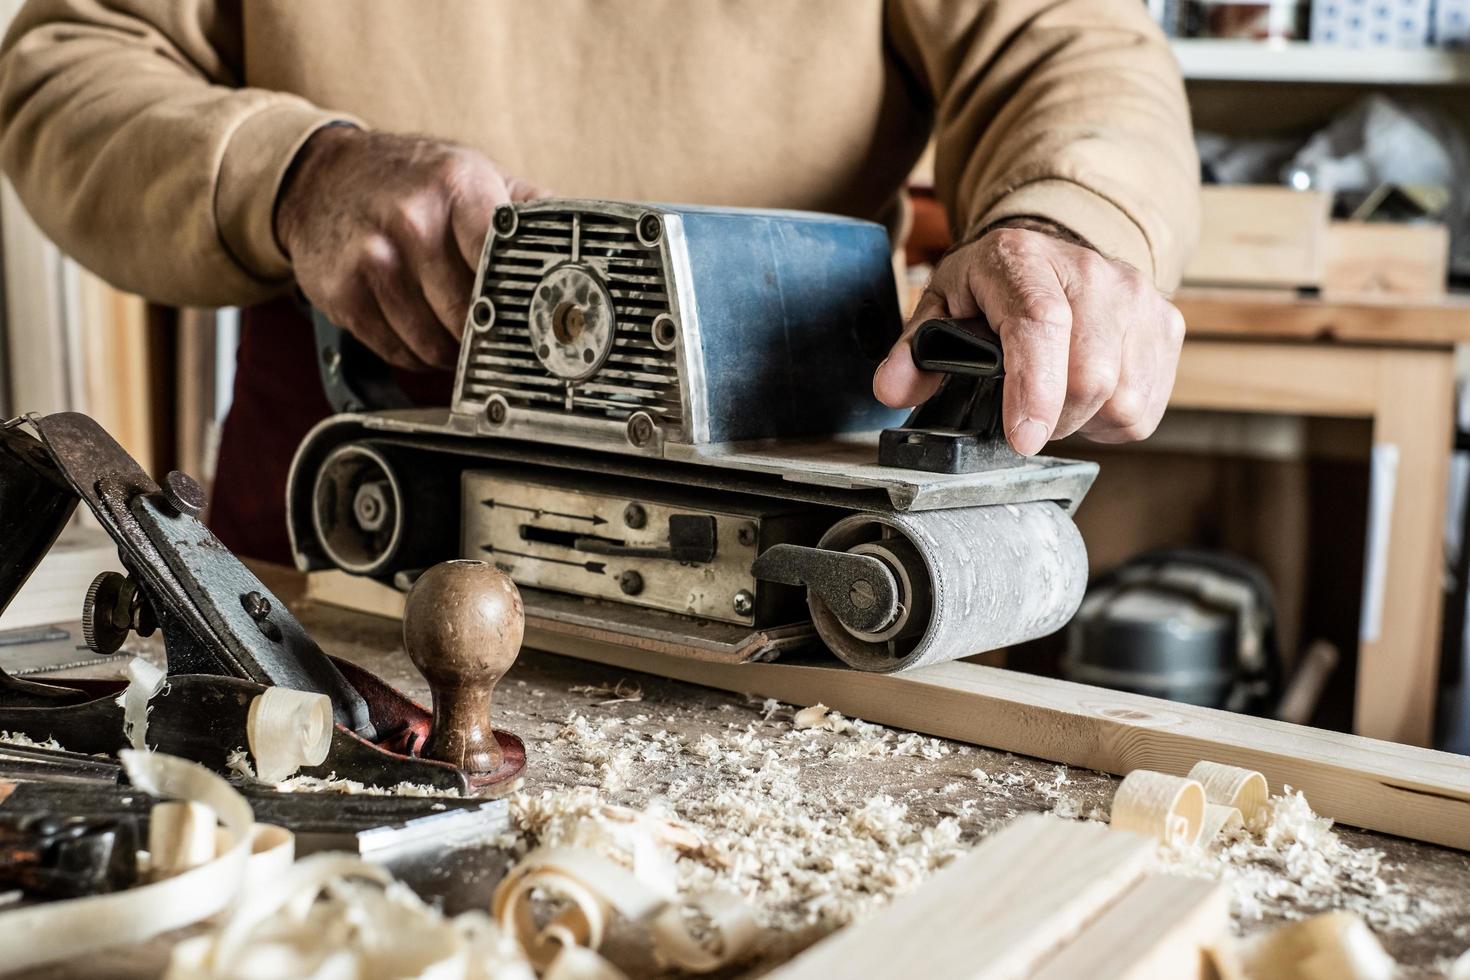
[0,414,525,793]
[289,200,1096,672]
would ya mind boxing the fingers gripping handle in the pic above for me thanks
[878,316,1019,474]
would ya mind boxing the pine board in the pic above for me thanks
[766,815,1155,980]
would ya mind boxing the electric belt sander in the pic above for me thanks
[291,201,1097,672]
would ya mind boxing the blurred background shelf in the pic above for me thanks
[1172,39,1470,85]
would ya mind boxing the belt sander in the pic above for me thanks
[290,201,1097,672]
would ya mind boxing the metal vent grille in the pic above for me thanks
[461,210,682,424]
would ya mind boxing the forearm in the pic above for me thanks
[0,0,354,306]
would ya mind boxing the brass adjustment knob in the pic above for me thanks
[402,559,523,773]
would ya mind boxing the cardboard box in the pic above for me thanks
[1310,0,1433,47]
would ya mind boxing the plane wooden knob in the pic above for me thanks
[403,559,523,773]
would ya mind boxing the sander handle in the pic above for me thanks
[877,315,1019,474]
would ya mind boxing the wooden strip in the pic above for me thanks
[303,570,1470,850]
[766,815,1154,980]
[524,632,1470,851]
[1175,287,1470,346]
[1032,875,1228,980]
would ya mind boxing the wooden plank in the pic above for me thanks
[1183,186,1330,289]
[1356,347,1455,746]
[1032,875,1228,980]
[766,815,1155,980]
[1175,287,1470,346]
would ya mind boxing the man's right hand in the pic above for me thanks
[274,127,547,372]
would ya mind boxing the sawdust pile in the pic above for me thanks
[1158,788,1446,936]
[505,702,975,941]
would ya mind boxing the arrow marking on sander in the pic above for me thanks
[481,498,606,525]
[481,544,607,574]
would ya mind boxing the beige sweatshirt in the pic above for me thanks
[0,0,1198,309]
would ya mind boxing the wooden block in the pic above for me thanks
[1184,186,1330,289]
[1322,221,1449,300]
[766,815,1155,980]
[1032,875,1228,980]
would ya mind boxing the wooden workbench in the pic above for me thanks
[14,581,1470,978]
[1174,288,1470,748]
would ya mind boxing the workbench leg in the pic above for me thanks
[1357,348,1456,746]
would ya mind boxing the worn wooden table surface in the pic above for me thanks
[11,587,1470,977]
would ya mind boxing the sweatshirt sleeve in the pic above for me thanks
[0,0,357,306]
[888,0,1200,289]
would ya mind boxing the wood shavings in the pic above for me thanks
[493,845,760,975]
[116,656,167,750]
[515,707,977,941]
[147,800,219,880]
[0,750,294,974]
[1110,770,1206,846]
[570,680,644,705]
[792,703,853,734]
[1159,787,1446,937]
[1228,910,1397,980]
[166,853,537,980]
[1189,761,1270,830]
[245,686,333,782]
[0,730,63,750]
[225,747,456,797]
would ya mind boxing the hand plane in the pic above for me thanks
[0,413,524,794]
[289,200,1098,673]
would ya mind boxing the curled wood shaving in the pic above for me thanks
[117,657,167,750]
[245,687,333,782]
[493,845,760,976]
[147,800,219,880]
[0,751,294,973]
[1110,770,1206,846]
[792,703,854,734]
[1226,910,1397,980]
[167,853,537,980]
[1189,761,1270,830]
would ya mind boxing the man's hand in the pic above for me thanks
[275,127,547,372]
[873,224,1185,456]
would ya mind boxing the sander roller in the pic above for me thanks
[287,200,1095,671]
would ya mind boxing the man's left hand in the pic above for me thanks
[873,224,1185,456]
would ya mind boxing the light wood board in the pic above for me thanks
[766,815,1155,980]
[306,569,1470,851]
[1032,874,1227,980]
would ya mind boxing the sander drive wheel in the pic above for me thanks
[808,502,1088,672]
